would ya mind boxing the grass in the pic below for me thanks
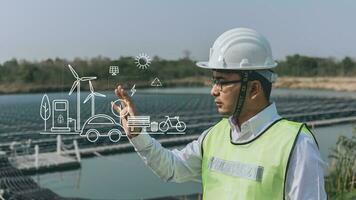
[326,127,356,199]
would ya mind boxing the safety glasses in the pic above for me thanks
[211,78,242,91]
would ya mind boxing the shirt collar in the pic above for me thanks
[228,102,281,143]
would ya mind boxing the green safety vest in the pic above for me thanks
[201,118,317,200]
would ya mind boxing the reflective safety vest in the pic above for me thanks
[201,118,317,200]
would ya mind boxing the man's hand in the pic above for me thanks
[113,85,141,139]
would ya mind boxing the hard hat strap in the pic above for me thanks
[233,71,250,119]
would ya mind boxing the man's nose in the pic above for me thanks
[210,85,219,97]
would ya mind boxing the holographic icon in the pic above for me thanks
[80,114,125,143]
[109,66,120,76]
[150,121,159,132]
[83,80,106,117]
[68,64,97,131]
[51,100,70,132]
[128,116,150,132]
[135,53,151,69]
[159,116,186,132]
[151,77,162,87]
[130,84,136,96]
[111,99,129,124]
[40,94,51,131]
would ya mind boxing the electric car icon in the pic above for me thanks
[80,114,125,143]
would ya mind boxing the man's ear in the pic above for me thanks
[249,80,262,100]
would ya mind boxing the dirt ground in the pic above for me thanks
[274,77,356,91]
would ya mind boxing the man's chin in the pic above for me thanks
[217,109,233,118]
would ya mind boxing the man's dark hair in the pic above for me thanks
[248,71,272,101]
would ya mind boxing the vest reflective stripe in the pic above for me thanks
[201,119,316,200]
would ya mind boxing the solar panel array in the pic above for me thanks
[0,92,355,154]
[0,155,85,200]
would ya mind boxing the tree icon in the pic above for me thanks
[40,94,51,131]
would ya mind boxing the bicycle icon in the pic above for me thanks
[159,116,186,132]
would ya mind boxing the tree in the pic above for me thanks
[40,94,51,131]
[341,57,354,76]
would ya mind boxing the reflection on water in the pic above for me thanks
[33,147,201,200]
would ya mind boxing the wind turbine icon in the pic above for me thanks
[68,64,97,131]
[84,80,106,117]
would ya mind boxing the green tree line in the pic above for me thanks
[275,54,356,77]
[0,54,355,92]
[0,56,208,84]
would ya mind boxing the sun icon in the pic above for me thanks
[135,53,151,69]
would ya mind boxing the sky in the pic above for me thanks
[0,0,355,63]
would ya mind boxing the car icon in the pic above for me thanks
[80,114,125,143]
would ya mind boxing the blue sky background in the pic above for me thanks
[0,0,355,63]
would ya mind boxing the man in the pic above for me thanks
[114,28,326,199]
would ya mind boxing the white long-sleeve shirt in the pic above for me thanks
[129,103,327,200]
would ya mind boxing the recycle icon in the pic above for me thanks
[151,77,162,87]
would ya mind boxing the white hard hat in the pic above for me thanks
[196,28,278,71]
